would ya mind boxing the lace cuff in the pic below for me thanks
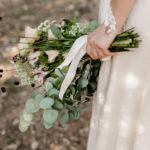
[98,0,116,33]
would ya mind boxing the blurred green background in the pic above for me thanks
[0,0,99,149]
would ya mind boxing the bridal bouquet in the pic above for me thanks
[11,17,140,132]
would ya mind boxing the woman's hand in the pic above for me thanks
[86,24,118,60]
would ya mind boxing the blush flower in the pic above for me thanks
[28,51,40,66]
[18,38,30,56]
[45,50,59,63]
[25,26,38,43]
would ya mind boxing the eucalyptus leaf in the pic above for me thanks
[46,77,56,84]
[34,94,44,108]
[25,98,39,113]
[23,111,34,122]
[43,109,58,124]
[60,112,69,124]
[53,100,64,110]
[40,98,54,109]
[31,90,41,98]
[55,68,64,78]
[44,82,53,93]
[48,88,59,97]
[51,25,62,39]
[43,121,53,129]
[78,77,89,88]
[53,78,63,88]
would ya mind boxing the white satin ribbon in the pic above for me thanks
[57,35,111,100]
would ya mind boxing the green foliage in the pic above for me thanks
[51,25,62,39]
[78,77,89,88]
[44,82,53,92]
[17,18,141,132]
[60,112,69,124]
[48,88,59,98]
[43,109,58,125]
[53,99,64,110]
[25,98,39,113]
[40,98,54,109]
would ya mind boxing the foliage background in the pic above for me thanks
[0,0,99,150]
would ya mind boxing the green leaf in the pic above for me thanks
[44,82,53,93]
[55,68,64,78]
[88,20,99,32]
[82,69,89,79]
[31,90,41,98]
[19,116,30,132]
[77,107,88,111]
[23,111,34,122]
[51,25,62,39]
[69,110,80,120]
[78,77,89,88]
[43,121,53,129]
[43,109,58,124]
[53,100,64,110]
[60,112,69,124]
[34,94,44,108]
[73,14,78,23]
[89,81,97,90]
[70,86,76,95]
[61,66,69,74]
[48,88,59,97]
[40,98,54,109]
[53,78,63,88]
[25,98,39,113]
[46,77,56,84]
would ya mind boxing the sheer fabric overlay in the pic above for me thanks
[87,0,150,150]
[98,0,116,32]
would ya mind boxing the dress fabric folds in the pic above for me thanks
[87,0,150,150]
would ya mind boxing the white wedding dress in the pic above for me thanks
[87,0,150,150]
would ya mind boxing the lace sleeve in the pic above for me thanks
[98,0,116,33]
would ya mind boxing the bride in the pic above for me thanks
[86,0,150,149]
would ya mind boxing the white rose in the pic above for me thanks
[45,50,59,63]
[25,26,38,43]
[48,29,57,40]
[18,38,30,56]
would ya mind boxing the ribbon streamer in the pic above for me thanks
[57,35,111,100]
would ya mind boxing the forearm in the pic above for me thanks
[110,0,136,31]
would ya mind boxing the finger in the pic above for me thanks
[95,47,106,59]
[96,44,110,56]
[108,51,117,56]
[86,44,98,59]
